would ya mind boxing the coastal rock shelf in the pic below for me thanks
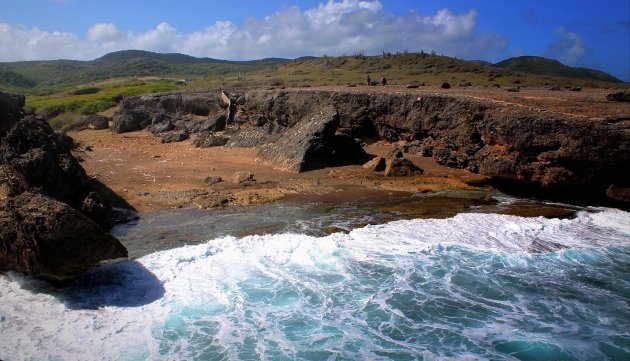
[112,88,629,205]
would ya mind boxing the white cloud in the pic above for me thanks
[87,23,123,43]
[0,0,507,62]
[546,27,586,65]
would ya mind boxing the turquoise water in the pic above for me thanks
[1,209,628,360]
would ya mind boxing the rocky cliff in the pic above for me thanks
[111,88,629,205]
[1,91,130,283]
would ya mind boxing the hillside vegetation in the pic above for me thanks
[0,50,625,129]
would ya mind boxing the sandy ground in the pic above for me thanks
[70,130,486,213]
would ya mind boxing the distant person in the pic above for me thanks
[367,75,371,87]
[381,77,387,86]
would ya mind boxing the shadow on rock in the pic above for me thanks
[55,260,165,310]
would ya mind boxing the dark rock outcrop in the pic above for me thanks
[363,156,386,172]
[161,130,189,143]
[193,132,229,148]
[111,91,225,134]
[62,114,109,132]
[384,157,424,177]
[0,193,127,283]
[1,94,131,282]
[0,91,25,136]
[257,107,366,172]
[607,91,630,102]
[110,88,630,205]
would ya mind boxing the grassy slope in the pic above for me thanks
[1,51,626,130]
[494,56,622,83]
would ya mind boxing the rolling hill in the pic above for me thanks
[494,56,621,83]
[1,50,626,130]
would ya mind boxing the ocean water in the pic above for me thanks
[1,208,629,360]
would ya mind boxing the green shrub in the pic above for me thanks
[71,87,101,95]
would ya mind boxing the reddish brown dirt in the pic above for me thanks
[70,130,485,212]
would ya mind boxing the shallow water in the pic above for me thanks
[1,205,629,360]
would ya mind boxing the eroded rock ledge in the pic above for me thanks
[111,88,629,206]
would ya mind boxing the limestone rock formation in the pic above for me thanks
[108,88,629,205]
[257,107,366,172]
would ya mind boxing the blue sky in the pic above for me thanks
[1,0,628,80]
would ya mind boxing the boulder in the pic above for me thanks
[62,114,109,132]
[233,171,255,184]
[384,157,424,177]
[148,113,174,134]
[606,185,630,203]
[0,193,127,283]
[258,107,356,172]
[441,82,451,89]
[192,132,229,148]
[363,157,386,172]
[161,130,189,143]
[227,123,285,148]
[606,91,630,102]
[200,114,226,132]
[203,176,223,185]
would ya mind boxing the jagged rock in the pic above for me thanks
[0,193,127,283]
[161,130,189,143]
[606,185,630,202]
[203,176,223,185]
[62,114,109,132]
[363,157,386,172]
[148,113,174,133]
[0,92,25,136]
[227,123,286,148]
[0,93,132,282]
[384,157,424,177]
[200,114,227,132]
[192,193,231,209]
[115,88,630,204]
[233,171,255,184]
[192,132,228,148]
[111,91,225,133]
[607,91,630,102]
[258,107,366,172]
[330,134,368,166]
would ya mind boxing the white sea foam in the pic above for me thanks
[0,209,628,360]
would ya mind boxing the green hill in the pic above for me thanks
[494,56,622,83]
[2,50,626,130]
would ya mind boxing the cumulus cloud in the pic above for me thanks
[87,23,124,43]
[546,27,586,65]
[0,0,507,61]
